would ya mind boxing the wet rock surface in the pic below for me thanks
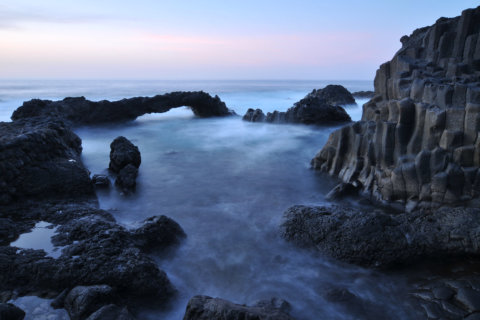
[281,204,480,268]
[352,90,375,99]
[0,118,94,205]
[109,136,141,173]
[11,91,235,125]
[243,86,351,125]
[313,6,480,207]
[183,295,296,320]
[64,285,117,320]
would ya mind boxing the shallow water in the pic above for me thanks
[1,80,420,319]
[11,221,63,259]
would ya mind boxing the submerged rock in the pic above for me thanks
[183,295,296,320]
[11,92,235,125]
[281,204,480,268]
[91,174,110,188]
[312,6,480,207]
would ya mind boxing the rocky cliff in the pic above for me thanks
[312,6,480,207]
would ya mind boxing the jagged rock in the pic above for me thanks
[85,304,135,320]
[183,295,296,320]
[242,88,351,125]
[109,137,141,173]
[132,215,186,252]
[325,182,361,200]
[0,303,25,320]
[0,119,94,205]
[91,174,110,188]
[281,205,480,268]
[307,85,356,105]
[352,91,375,99]
[312,6,480,207]
[11,92,235,125]
[64,285,117,320]
[115,164,138,193]
[242,108,266,122]
[0,202,179,308]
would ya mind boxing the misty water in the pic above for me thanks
[1,80,420,319]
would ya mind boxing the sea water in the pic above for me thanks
[0,80,420,319]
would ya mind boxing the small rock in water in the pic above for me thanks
[91,174,110,188]
[115,164,138,193]
[109,136,141,173]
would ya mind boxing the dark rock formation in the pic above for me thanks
[0,303,25,320]
[242,108,266,122]
[312,6,480,207]
[0,203,177,305]
[132,215,186,252]
[0,119,94,205]
[64,285,117,320]
[109,137,141,173]
[86,304,135,320]
[352,91,375,99]
[115,165,138,193]
[91,174,110,188]
[308,85,355,105]
[243,88,351,125]
[183,295,295,320]
[11,92,234,126]
[281,205,480,268]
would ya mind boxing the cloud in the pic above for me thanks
[0,4,107,29]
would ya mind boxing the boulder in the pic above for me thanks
[64,285,117,320]
[86,304,135,320]
[132,215,186,252]
[0,303,25,320]
[91,174,110,188]
[11,92,235,125]
[313,6,480,207]
[109,137,141,173]
[242,108,266,122]
[281,205,480,268]
[183,295,296,320]
[307,85,356,105]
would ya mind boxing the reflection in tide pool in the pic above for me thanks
[11,221,63,259]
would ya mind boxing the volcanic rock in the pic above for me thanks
[0,303,25,320]
[109,136,141,173]
[308,85,356,105]
[0,119,94,205]
[183,295,296,320]
[242,88,351,125]
[64,285,117,320]
[11,92,235,126]
[281,204,480,268]
[312,6,480,207]
[352,91,375,99]
[132,215,186,252]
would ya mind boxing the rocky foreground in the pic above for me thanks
[280,6,480,319]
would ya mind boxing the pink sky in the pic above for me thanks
[0,1,478,79]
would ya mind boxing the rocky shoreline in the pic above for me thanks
[2,5,480,320]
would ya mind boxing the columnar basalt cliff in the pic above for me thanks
[312,7,480,206]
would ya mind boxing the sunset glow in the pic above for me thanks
[0,0,478,79]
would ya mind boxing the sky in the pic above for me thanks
[0,0,478,80]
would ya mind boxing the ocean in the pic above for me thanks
[1,80,419,319]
